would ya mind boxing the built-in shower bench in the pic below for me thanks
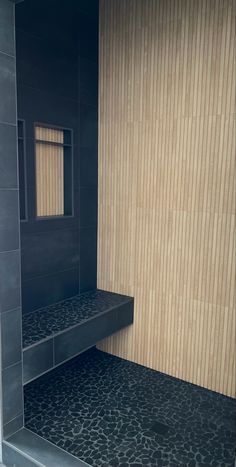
[22,289,134,384]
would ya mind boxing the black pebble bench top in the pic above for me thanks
[22,289,134,384]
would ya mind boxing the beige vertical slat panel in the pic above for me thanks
[35,126,64,144]
[35,126,64,217]
[98,0,236,397]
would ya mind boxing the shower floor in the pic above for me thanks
[24,348,236,467]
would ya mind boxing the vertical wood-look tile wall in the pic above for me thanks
[98,0,235,397]
[35,127,64,217]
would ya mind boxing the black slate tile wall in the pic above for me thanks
[79,227,97,292]
[1,307,21,370]
[22,269,80,313]
[2,362,23,425]
[0,0,15,56]
[23,340,54,385]
[3,414,24,440]
[0,190,19,251]
[0,52,17,124]
[0,123,18,188]
[78,4,98,293]
[15,0,99,313]
[0,0,23,439]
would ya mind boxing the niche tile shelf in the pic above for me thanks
[22,290,134,384]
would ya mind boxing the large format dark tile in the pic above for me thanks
[1,307,21,369]
[76,0,99,17]
[0,250,21,313]
[21,229,79,281]
[79,187,97,228]
[2,361,23,425]
[3,413,24,439]
[15,0,78,46]
[0,189,19,251]
[79,103,98,149]
[79,227,97,292]
[24,348,236,467]
[17,84,79,131]
[0,123,18,189]
[16,30,78,102]
[0,52,16,124]
[78,13,99,63]
[0,0,15,56]
[80,147,98,187]
[80,57,98,107]
[23,339,53,384]
[22,267,79,313]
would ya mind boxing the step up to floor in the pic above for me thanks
[22,289,134,384]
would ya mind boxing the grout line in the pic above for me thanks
[0,248,20,255]
[2,359,22,372]
[0,49,15,59]
[0,120,16,127]
[0,188,18,191]
[21,265,80,285]
[1,306,21,316]
[3,412,23,432]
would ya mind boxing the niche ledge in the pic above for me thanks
[22,290,134,384]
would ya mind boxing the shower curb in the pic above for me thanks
[3,428,90,467]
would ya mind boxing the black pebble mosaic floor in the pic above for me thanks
[24,348,236,467]
[22,290,132,348]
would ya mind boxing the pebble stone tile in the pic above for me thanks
[22,290,132,348]
[24,348,236,466]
